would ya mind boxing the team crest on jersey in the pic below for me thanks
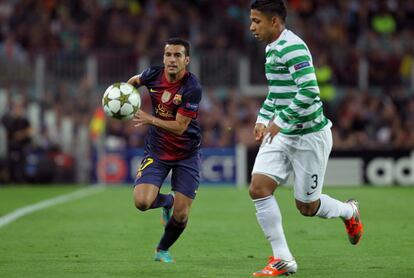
[161,90,172,103]
[173,94,182,105]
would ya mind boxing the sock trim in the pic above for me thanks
[252,195,273,203]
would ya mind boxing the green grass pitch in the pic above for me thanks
[0,185,413,277]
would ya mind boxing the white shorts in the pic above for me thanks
[252,126,333,203]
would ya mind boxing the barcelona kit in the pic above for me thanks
[134,66,202,199]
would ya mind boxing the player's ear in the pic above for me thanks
[185,56,190,65]
[272,16,283,26]
[271,16,281,27]
[271,16,277,26]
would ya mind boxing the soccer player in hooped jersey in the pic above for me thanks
[127,38,202,263]
[248,1,363,276]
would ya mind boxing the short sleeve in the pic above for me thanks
[138,66,161,86]
[177,86,202,119]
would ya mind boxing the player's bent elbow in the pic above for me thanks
[174,125,187,136]
[176,129,185,136]
[127,75,140,86]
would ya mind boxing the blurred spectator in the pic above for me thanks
[0,33,27,64]
[0,0,413,155]
[315,53,336,103]
[1,100,32,183]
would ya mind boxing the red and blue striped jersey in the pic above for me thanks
[138,66,202,161]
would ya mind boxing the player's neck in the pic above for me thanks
[270,26,285,44]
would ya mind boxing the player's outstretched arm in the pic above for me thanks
[127,75,141,87]
[133,110,191,136]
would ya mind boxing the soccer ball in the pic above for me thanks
[102,82,141,120]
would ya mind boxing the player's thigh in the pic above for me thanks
[171,152,201,200]
[252,137,292,186]
[133,183,159,207]
[292,129,332,203]
[135,155,170,186]
[172,191,193,222]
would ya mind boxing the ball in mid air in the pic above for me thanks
[102,82,141,120]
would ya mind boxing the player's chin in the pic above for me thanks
[253,34,263,41]
[166,67,178,73]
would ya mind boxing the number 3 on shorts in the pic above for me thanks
[311,174,318,189]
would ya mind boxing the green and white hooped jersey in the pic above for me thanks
[257,29,330,136]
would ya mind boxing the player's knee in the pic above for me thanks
[174,214,188,223]
[248,185,261,199]
[249,175,275,199]
[173,208,189,223]
[134,197,152,212]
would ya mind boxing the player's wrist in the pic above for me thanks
[151,117,157,126]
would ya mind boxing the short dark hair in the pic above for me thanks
[165,38,191,56]
[251,0,287,22]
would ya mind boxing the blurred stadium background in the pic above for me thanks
[1,0,413,186]
[1,1,414,277]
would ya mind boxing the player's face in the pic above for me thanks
[163,44,189,76]
[250,9,278,43]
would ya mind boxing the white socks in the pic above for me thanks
[253,194,353,260]
[253,196,294,261]
[316,194,353,219]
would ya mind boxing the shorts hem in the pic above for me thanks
[174,189,196,200]
[251,171,285,185]
[294,194,320,203]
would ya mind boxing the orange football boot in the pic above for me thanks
[253,256,297,277]
[343,199,364,245]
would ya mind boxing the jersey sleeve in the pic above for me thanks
[138,66,160,86]
[274,44,320,127]
[177,85,202,119]
[256,93,276,126]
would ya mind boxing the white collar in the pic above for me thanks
[268,28,288,48]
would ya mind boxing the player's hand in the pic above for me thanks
[254,123,266,142]
[264,122,280,144]
[133,110,153,127]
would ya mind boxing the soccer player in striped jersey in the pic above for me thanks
[248,1,363,276]
[128,38,202,263]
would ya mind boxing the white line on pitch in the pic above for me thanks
[0,186,106,228]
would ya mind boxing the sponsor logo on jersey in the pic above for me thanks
[155,104,174,118]
[161,90,172,103]
[173,94,182,105]
[294,61,310,71]
[275,66,288,71]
